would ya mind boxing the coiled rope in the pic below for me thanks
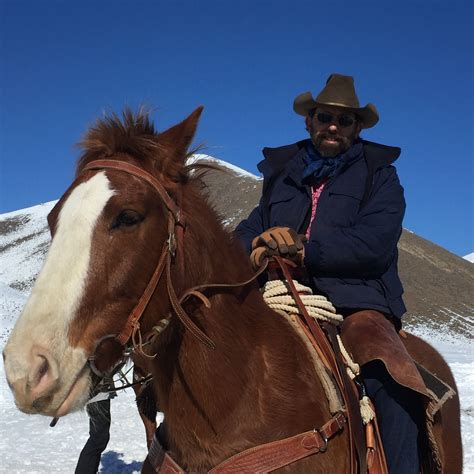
[262,279,375,424]
[262,280,343,324]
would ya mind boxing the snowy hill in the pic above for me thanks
[465,252,474,263]
[1,157,473,472]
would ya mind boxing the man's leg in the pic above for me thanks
[75,399,111,474]
[362,360,420,474]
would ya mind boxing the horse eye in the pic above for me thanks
[111,210,143,229]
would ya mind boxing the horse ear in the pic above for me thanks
[159,106,204,162]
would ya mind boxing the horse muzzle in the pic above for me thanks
[4,343,90,416]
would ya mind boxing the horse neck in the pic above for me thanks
[149,186,254,436]
[153,289,332,469]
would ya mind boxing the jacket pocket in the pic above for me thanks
[268,194,310,230]
[326,185,364,226]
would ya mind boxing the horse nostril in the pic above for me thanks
[28,349,59,396]
[29,355,49,390]
[37,357,49,381]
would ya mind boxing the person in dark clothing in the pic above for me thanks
[235,74,424,474]
[75,381,116,474]
[75,399,111,474]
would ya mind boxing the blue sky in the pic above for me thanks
[0,0,472,256]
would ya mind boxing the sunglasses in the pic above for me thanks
[315,111,356,128]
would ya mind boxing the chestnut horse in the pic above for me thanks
[3,108,462,472]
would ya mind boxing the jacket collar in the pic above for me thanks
[258,138,401,182]
[362,140,401,167]
[258,140,306,177]
[286,146,308,188]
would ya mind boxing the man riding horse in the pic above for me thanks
[235,73,425,473]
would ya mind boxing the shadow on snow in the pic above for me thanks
[99,451,142,473]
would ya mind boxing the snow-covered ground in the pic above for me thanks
[0,201,472,472]
[0,363,149,473]
[408,331,473,472]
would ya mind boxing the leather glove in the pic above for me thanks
[250,246,272,270]
[250,227,306,270]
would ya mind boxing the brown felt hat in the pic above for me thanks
[293,74,379,129]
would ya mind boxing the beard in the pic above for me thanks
[310,130,356,158]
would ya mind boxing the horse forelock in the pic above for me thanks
[75,108,195,185]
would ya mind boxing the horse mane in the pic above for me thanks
[76,108,158,165]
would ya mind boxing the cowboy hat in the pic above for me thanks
[293,74,379,129]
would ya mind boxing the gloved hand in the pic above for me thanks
[250,227,306,270]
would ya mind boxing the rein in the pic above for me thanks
[269,257,366,474]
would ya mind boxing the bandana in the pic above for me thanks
[302,140,363,185]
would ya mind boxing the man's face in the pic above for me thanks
[305,106,362,157]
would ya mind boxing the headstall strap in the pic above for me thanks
[83,159,184,225]
[115,240,169,346]
[81,159,214,351]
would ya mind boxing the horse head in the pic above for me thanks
[3,107,204,417]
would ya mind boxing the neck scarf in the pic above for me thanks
[302,140,363,185]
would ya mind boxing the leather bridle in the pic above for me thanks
[81,159,267,378]
[81,159,215,370]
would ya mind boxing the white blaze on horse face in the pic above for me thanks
[4,172,115,401]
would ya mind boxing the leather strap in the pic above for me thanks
[180,258,269,298]
[148,412,347,473]
[271,256,365,474]
[165,256,270,351]
[115,241,168,346]
[148,434,185,473]
[209,415,343,474]
[272,257,343,385]
[366,410,388,474]
[83,160,184,224]
[166,251,216,350]
[158,455,184,474]
[325,323,367,474]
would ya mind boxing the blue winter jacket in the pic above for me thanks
[234,139,407,319]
